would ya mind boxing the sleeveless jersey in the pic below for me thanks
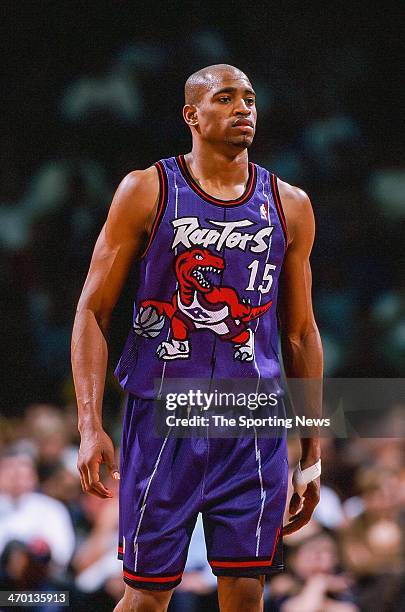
[115,155,288,398]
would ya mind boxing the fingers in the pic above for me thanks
[288,492,302,515]
[87,462,113,498]
[78,470,86,495]
[103,449,120,481]
[282,505,313,535]
[283,480,320,536]
[77,430,119,497]
[77,461,113,498]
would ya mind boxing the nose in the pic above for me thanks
[234,98,251,115]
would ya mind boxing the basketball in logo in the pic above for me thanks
[133,306,165,338]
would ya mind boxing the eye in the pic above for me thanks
[245,98,255,106]
[194,253,203,260]
[218,96,231,103]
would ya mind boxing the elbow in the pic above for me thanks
[284,322,320,346]
[73,300,111,336]
[281,322,323,377]
[74,298,95,323]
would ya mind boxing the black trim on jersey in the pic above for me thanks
[177,154,257,207]
[270,173,289,248]
[123,576,182,591]
[140,161,169,259]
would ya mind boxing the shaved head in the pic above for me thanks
[183,63,256,150]
[185,64,251,105]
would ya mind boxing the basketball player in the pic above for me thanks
[72,64,323,612]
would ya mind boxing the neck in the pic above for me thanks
[186,141,249,188]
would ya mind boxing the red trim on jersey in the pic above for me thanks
[177,154,256,206]
[140,161,168,259]
[209,527,281,568]
[270,174,288,247]
[118,546,124,553]
[123,570,183,583]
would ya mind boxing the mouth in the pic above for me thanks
[191,265,222,289]
[232,119,254,129]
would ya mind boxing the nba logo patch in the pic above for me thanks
[260,201,269,221]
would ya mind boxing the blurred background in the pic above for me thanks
[1,2,404,611]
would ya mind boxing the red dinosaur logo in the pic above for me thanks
[134,248,272,360]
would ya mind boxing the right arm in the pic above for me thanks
[71,166,159,498]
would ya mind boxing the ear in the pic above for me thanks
[183,104,199,128]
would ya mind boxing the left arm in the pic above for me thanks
[277,179,323,534]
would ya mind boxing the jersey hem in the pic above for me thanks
[123,566,183,591]
[211,564,284,577]
[123,575,182,591]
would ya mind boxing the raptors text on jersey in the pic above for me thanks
[115,155,288,398]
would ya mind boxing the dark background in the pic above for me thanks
[2,3,404,412]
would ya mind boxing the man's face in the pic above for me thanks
[193,75,257,149]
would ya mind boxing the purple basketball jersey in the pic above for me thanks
[115,155,287,396]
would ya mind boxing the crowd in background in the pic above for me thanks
[1,3,404,611]
[1,405,405,610]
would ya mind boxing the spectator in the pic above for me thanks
[268,531,358,612]
[340,467,404,611]
[0,452,75,569]
[72,475,122,605]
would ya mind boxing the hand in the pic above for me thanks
[77,427,120,498]
[283,478,320,536]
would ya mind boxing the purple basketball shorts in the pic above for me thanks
[118,394,288,591]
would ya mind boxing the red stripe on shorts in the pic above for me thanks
[123,570,182,583]
[210,527,281,568]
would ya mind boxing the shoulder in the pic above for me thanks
[276,177,315,248]
[114,165,160,207]
[107,164,160,233]
[277,177,312,219]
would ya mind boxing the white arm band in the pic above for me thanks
[292,459,321,496]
